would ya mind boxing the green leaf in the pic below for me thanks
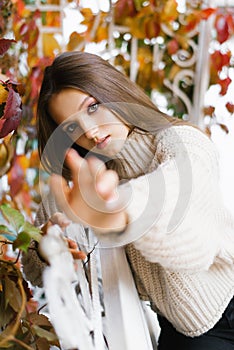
[12,232,31,252]
[0,204,24,233]
[32,325,58,342]
[21,221,42,242]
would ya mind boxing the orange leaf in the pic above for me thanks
[203,105,215,116]
[210,50,231,72]
[80,8,95,25]
[200,8,216,20]
[67,32,84,51]
[144,17,160,39]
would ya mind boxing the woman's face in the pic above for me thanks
[49,88,130,158]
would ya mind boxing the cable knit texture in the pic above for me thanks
[22,125,234,337]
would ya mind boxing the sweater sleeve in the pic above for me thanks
[122,126,234,272]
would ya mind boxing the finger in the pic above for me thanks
[49,212,71,229]
[67,238,78,249]
[87,157,119,199]
[70,249,87,260]
[87,156,106,179]
[96,169,119,200]
[65,149,91,187]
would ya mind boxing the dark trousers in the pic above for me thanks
[158,296,234,350]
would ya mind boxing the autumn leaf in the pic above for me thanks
[200,8,216,20]
[210,50,231,72]
[203,105,215,116]
[0,139,14,176]
[144,16,160,39]
[226,102,234,114]
[114,0,137,24]
[4,275,22,312]
[219,123,229,134]
[80,8,95,25]
[44,11,61,27]
[0,85,22,138]
[42,33,61,57]
[0,39,16,56]
[67,31,84,51]
[160,0,178,23]
[95,25,108,42]
[218,76,232,95]
[215,13,230,44]
[167,38,179,55]
[32,325,59,342]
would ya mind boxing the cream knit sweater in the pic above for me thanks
[22,125,234,337]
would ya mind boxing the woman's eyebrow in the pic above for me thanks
[77,96,91,111]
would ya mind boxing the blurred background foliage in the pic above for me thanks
[0,0,234,348]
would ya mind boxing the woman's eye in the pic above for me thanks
[65,123,78,134]
[88,103,99,114]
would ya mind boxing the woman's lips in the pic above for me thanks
[96,135,111,149]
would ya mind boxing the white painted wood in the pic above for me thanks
[40,224,106,350]
[99,247,155,350]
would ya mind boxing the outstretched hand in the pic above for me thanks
[50,149,128,234]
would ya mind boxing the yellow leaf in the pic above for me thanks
[42,33,61,57]
[161,0,178,22]
[95,26,108,42]
[168,64,180,81]
[0,84,8,104]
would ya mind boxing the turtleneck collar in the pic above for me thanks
[106,129,157,180]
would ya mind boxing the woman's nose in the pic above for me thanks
[78,115,99,140]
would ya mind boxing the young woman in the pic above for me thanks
[22,51,234,350]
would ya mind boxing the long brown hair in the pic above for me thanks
[37,51,186,178]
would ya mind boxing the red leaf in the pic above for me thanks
[8,158,24,196]
[0,87,22,138]
[0,39,16,56]
[167,39,179,55]
[114,0,137,22]
[215,14,230,44]
[226,102,234,114]
[219,77,232,95]
[226,13,234,35]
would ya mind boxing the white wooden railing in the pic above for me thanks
[40,224,159,349]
